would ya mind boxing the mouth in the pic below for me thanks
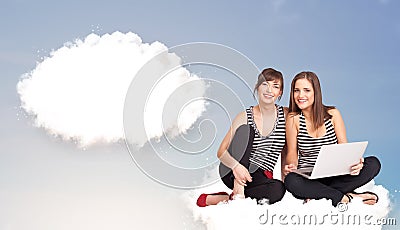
[297,99,308,103]
[263,93,274,98]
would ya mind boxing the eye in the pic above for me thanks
[293,89,299,92]
[305,89,311,92]
[273,84,280,89]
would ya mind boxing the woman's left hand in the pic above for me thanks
[350,158,364,175]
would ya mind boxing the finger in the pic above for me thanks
[284,168,292,174]
[351,166,358,171]
[351,164,362,170]
[237,179,244,185]
[246,175,253,182]
[350,163,358,169]
[235,178,245,186]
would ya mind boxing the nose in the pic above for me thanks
[265,83,272,93]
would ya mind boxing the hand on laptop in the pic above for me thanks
[350,158,364,175]
[284,163,297,176]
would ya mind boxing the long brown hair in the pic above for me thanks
[253,68,284,101]
[289,71,335,130]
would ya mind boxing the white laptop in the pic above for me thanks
[294,141,368,179]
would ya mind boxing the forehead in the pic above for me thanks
[263,79,282,85]
[294,78,312,88]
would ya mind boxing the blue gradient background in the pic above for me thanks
[1,0,399,229]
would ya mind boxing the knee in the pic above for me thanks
[364,156,381,177]
[219,164,234,189]
[268,180,286,204]
[284,172,302,193]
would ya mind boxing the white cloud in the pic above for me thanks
[17,31,206,147]
[187,180,391,230]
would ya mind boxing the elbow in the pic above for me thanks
[217,149,225,159]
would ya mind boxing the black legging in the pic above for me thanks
[284,156,381,206]
[219,124,285,204]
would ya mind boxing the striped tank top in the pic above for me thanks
[297,113,338,169]
[246,105,286,171]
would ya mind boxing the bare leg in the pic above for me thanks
[232,179,245,199]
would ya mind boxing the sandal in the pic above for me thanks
[337,193,352,207]
[351,191,379,204]
[196,192,229,207]
[345,193,353,203]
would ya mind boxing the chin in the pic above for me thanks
[260,99,274,105]
[296,104,307,110]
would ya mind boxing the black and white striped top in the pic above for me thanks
[297,113,338,169]
[246,105,286,171]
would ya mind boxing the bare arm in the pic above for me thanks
[217,111,252,185]
[217,126,240,169]
[283,113,299,176]
[329,108,348,144]
[330,108,363,175]
[280,107,289,179]
[217,111,246,167]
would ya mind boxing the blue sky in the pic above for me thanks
[1,0,399,229]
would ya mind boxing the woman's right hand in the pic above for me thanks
[232,164,252,186]
[283,163,296,176]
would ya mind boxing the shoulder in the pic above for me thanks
[234,110,247,121]
[327,107,345,126]
[287,111,300,119]
[281,106,289,118]
[327,108,341,118]
[286,112,300,126]
[231,110,248,130]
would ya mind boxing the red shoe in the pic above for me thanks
[196,192,229,207]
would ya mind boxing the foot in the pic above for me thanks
[205,194,230,205]
[196,192,229,207]
[349,191,379,205]
[340,194,353,204]
[229,193,245,200]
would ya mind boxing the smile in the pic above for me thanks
[263,94,274,98]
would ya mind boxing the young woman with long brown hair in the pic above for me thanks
[284,71,381,206]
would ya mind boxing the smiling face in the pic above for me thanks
[257,80,282,105]
[293,78,314,111]
[254,68,284,105]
